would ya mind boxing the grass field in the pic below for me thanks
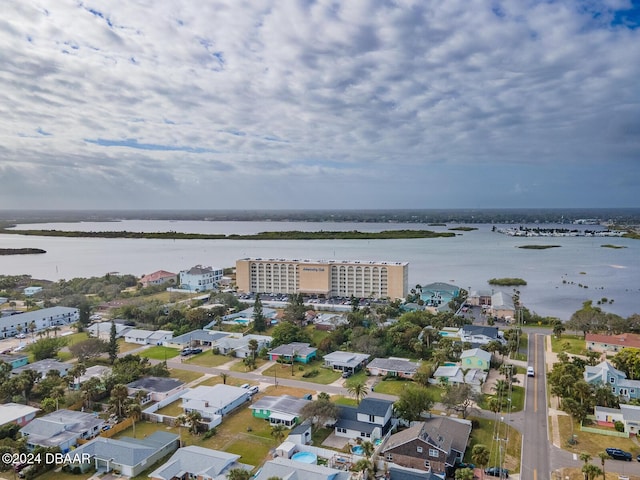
[333,396,358,406]
[558,415,639,456]
[156,399,184,417]
[117,338,144,353]
[372,378,444,402]
[305,325,331,347]
[261,360,341,385]
[184,351,234,367]
[196,375,224,387]
[229,357,267,373]
[141,346,181,360]
[64,332,89,345]
[168,368,204,384]
[551,334,587,355]
[465,417,521,472]
[479,386,525,413]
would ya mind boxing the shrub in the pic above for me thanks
[203,427,218,439]
[302,369,320,378]
[614,421,625,432]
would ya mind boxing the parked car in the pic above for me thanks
[485,467,509,478]
[527,366,535,377]
[341,371,353,378]
[15,333,25,339]
[606,448,632,461]
[180,348,193,356]
[190,347,203,354]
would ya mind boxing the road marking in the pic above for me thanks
[534,334,538,413]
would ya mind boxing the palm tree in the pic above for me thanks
[597,451,607,480]
[176,414,187,446]
[221,373,228,384]
[347,381,369,405]
[109,384,129,419]
[51,386,65,411]
[361,440,374,458]
[579,452,592,466]
[471,445,490,480]
[186,410,203,435]
[582,464,602,480]
[270,424,287,445]
[353,459,374,480]
[126,402,142,438]
[227,468,251,480]
[248,339,259,360]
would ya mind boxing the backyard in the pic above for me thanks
[141,345,181,360]
[261,359,341,385]
[183,351,235,368]
[465,417,522,473]
[557,415,639,457]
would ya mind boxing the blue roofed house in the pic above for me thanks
[268,342,317,364]
[150,445,253,480]
[69,431,179,477]
[420,282,460,309]
[334,397,394,441]
[584,361,640,400]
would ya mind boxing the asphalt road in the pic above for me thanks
[521,333,551,480]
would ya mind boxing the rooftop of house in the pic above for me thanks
[421,282,460,293]
[182,385,248,407]
[150,445,250,480]
[322,351,370,366]
[358,397,394,417]
[0,306,78,329]
[269,342,317,357]
[586,332,640,349]
[171,329,232,345]
[73,431,178,467]
[141,270,177,282]
[383,416,472,458]
[75,365,112,384]
[127,376,185,393]
[459,325,500,338]
[0,403,39,426]
[254,457,351,480]
[367,357,419,373]
[250,395,310,415]
[20,410,104,447]
[460,348,491,361]
[491,291,515,309]
[181,265,221,275]
[12,358,68,376]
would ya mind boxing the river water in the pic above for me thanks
[0,221,638,320]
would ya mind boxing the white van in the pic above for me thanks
[527,366,535,377]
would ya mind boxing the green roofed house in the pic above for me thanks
[460,348,492,371]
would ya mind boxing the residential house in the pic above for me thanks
[179,265,224,292]
[127,377,186,404]
[69,365,112,391]
[367,358,419,379]
[584,361,640,400]
[24,287,43,296]
[140,270,177,288]
[70,431,179,477]
[594,404,640,435]
[313,313,348,331]
[165,330,232,349]
[586,333,640,354]
[0,353,28,369]
[287,421,313,445]
[268,342,317,364]
[432,366,465,386]
[382,417,472,477]
[0,403,39,427]
[420,282,460,309]
[211,307,277,328]
[214,333,272,358]
[458,325,504,346]
[460,348,492,371]
[254,458,351,480]
[12,358,70,379]
[124,329,173,345]
[250,395,311,428]
[334,397,394,441]
[388,464,442,480]
[181,385,250,428]
[323,351,370,374]
[466,290,492,307]
[19,409,105,452]
[150,445,253,480]
[87,321,131,341]
[490,291,516,320]
[0,306,79,338]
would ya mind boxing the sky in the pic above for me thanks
[1,0,639,210]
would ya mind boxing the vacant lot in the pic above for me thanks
[141,346,180,360]
[184,351,234,368]
[168,368,204,384]
[261,360,341,385]
[465,417,521,472]
[551,334,587,355]
[558,415,639,457]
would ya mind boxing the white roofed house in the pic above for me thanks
[0,403,39,427]
[124,328,173,345]
[367,357,419,379]
[0,306,79,338]
[323,351,370,374]
[179,265,224,292]
[250,395,311,428]
[127,377,186,404]
[69,365,112,391]
[181,385,250,429]
[149,445,253,480]
[254,458,351,480]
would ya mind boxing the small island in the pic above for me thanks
[601,244,627,249]
[488,277,527,286]
[448,226,478,231]
[0,248,46,255]
[0,228,456,241]
[517,245,561,250]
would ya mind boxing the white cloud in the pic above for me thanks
[1,0,638,209]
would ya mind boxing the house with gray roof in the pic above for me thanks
[334,397,394,441]
[323,351,370,374]
[87,322,131,341]
[367,357,419,379]
[124,328,173,345]
[490,291,516,320]
[0,352,28,369]
[0,306,78,338]
[127,377,186,404]
[268,342,317,364]
[165,329,232,349]
[382,416,472,477]
[458,325,504,345]
[20,409,105,453]
[254,457,351,480]
[594,404,640,435]
[214,333,272,358]
[69,365,112,391]
[12,358,70,379]
[584,361,640,400]
[70,431,179,477]
[250,395,311,427]
[0,403,39,428]
[150,445,253,480]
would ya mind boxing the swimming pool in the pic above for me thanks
[292,451,317,464]
[351,445,364,455]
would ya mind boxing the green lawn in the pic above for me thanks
[261,360,341,385]
[141,346,181,360]
[185,351,234,367]
[479,385,524,413]
[169,368,204,384]
[345,370,367,388]
[558,415,639,456]
[465,417,521,472]
[311,427,333,446]
[229,357,267,373]
[156,399,184,417]
[304,325,331,347]
[196,375,224,387]
[62,332,89,346]
[372,378,444,402]
[117,338,144,353]
[550,334,586,355]
[333,396,358,406]
[57,351,73,361]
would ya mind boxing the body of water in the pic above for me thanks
[1,221,638,320]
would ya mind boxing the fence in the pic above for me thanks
[141,389,190,423]
[100,417,133,438]
[580,425,629,438]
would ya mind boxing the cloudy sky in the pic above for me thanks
[1,0,639,210]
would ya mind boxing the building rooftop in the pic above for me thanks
[269,342,317,357]
[250,395,310,416]
[254,457,351,480]
[149,445,250,480]
[182,385,248,408]
[127,377,185,393]
[323,351,370,367]
[0,403,39,426]
[239,258,409,266]
[367,357,419,373]
[12,358,69,377]
[20,409,104,448]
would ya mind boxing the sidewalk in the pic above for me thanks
[546,335,565,448]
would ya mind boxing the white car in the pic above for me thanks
[15,333,26,339]
[527,366,535,377]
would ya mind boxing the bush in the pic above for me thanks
[298,365,305,371]
[203,427,218,439]
[614,421,625,432]
[302,369,320,378]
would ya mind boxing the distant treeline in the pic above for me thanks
[0,229,455,240]
[1,207,640,225]
[0,248,46,255]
